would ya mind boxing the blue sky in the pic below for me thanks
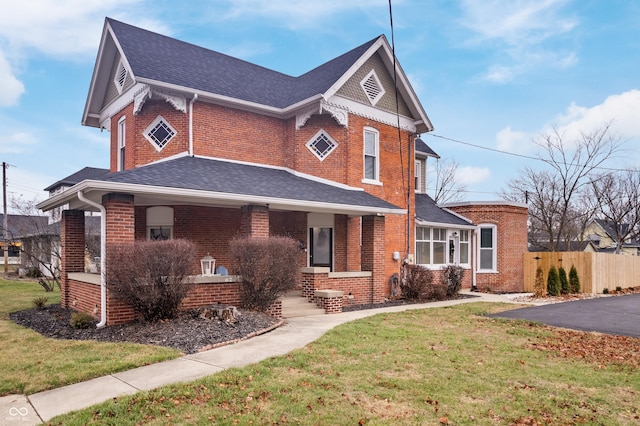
[1,0,639,209]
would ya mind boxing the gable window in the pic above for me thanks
[143,116,176,151]
[117,117,126,171]
[360,69,385,106]
[478,224,497,271]
[306,129,338,161]
[363,127,380,182]
[113,60,128,94]
[414,160,422,193]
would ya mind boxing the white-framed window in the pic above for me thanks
[478,224,497,271]
[360,69,385,106]
[113,60,128,94]
[459,230,470,265]
[306,129,338,161]
[414,160,422,193]
[147,206,174,241]
[363,127,380,183]
[416,226,447,266]
[117,117,126,171]
[143,116,177,151]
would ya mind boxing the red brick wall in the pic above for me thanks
[301,271,373,305]
[447,203,528,292]
[362,215,386,303]
[60,210,85,308]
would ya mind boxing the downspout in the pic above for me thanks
[77,191,107,328]
[189,94,198,156]
[472,228,478,291]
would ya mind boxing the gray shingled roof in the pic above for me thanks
[415,138,439,158]
[94,156,402,211]
[415,194,472,227]
[44,167,110,192]
[108,18,379,109]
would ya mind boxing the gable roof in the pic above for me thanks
[38,156,405,217]
[83,18,432,132]
[414,194,474,228]
[0,214,49,240]
[44,167,110,192]
[415,137,440,158]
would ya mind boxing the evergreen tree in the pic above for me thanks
[547,265,560,296]
[569,265,581,293]
[558,266,569,295]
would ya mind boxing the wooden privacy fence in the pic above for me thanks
[524,252,640,294]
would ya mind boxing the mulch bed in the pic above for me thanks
[10,305,281,355]
[342,292,478,312]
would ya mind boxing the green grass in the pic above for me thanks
[53,303,640,425]
[0,279,181,396]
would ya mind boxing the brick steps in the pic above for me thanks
[281,290,324,318]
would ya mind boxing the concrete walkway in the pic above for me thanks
[1,291,523,424]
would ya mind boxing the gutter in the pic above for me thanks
[189,94,198,155]
[77,191,107,328]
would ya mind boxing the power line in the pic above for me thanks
[426,133,640,174]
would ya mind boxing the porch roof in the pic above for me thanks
[415,194,475,228]
[38,156,406,216]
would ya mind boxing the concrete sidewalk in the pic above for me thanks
[1,291,522,424]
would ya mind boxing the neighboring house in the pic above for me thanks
[45,167,109,224]
[38,18,528,324]
[581,219,640,255]
[0,214,48,267]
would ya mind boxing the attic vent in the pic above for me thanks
[114,60,128,94]
[143,116,176,151]
[306,129,338,161]
[360,70,385,105]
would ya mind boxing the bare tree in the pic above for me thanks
[502,123,623,251]
[587,170,640,253]
[430,158,467,204]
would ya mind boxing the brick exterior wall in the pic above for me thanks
[361,215,386,303]
[60,210,86,308]
[447,203,528,293]
[240,205,270,238]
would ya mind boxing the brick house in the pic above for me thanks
[38,18,527,325]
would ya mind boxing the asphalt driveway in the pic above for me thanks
[489,294,640,338]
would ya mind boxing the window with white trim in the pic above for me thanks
[459,230,470,264]
[306,129,338,161]
[478,224,497,271]
[147,206,174,241]
[416,226,447,266]
[143,116,176,151]
[360,69,385,105]
[117,117,126,171]
[414,160,422,192]
[113,60,128,94]
[363,127,379,182]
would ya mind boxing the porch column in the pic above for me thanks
[60,209,85,308]
[361,215,385,303]
[240,205,269,238]
[346,216,361,271]
[102,193,135,244]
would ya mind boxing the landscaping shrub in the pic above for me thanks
[401,264,432,300]
[106,239,196,322]
[70,311,95,329]
[229,236,302,312]
[440,264,465,297]
[32,296,49,310]
[547,265,560,296]
[533,265,546,297]
[558,266,569,295]
[569,265,581,293]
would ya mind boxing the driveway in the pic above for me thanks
[489,294,640,338]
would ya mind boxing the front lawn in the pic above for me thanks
[54,303,640,425]
[0,279,181,396]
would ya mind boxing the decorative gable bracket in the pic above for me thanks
[295,101,349,130]
[133,85,187,116]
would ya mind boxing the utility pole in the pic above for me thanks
[3,162,7,274]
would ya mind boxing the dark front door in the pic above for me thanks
[309,227,333,270]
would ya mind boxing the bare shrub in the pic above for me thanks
[441,264,465,297]
[533,266,546,297]
[229,236,302,312]
[106,239,196,322]
[402,265,438,300]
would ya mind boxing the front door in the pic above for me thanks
[309,227,333,270]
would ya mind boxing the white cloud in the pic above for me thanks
[459,0,578,83]
[0,127,36,154]
[496,126,534,153]
[0,52,24,106]
[553,89,640,142]
[455,166,491,185]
